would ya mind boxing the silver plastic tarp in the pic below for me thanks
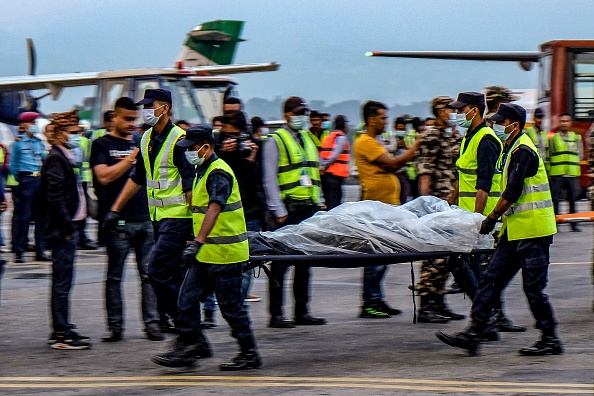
[249,196,494,256]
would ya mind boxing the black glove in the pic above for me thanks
[104,211,121,232]
[182,240,203,269]
[479,215,497,235]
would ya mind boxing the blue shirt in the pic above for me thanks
[9,134,46,176]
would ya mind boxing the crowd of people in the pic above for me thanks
[0,84,585,368]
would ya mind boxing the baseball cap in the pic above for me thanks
[135,89,172,106]
[176,125,213,147]
[534,107,545,118]
[450,92,486,109]
[490,103,527,124]
[283,96,308,114]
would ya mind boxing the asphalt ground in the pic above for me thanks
[0,194,593,395]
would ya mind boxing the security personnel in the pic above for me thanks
[107,89,195,331]
[526,108,549,172]
[262,96,326,328]
[415,97,464,323]
[9,112,49,263]
[437,103,562,356]
[153,125,261,370]
[319,115,350,210]
[450,92,524,334]
[307,110,329,151]
[548,112,582,232]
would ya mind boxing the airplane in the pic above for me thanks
[0,20,279,128]
[367,40,594,186]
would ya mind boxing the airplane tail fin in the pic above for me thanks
[176,20,245,67]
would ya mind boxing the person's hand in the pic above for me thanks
[276,215,288,225]
[182,240,203,269]
[0,201,7,212]
[127,147,139,164]
[479,215,497,235]
[220,138,237,152]
[104,210,121,232]
[246,140,258,161]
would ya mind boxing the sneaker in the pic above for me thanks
[48,330,90,344]
[51,333,91,350]
[359,307,390,319]
[377,301,402,316]
[245,294,262,303]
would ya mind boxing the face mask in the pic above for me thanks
[184,145,206,166]
[455,109,475,128]
[289,115,308,130]
[66,134,81,149]
[444,127,453,137]
[142,105,165,126]
[28,125,39,135]
[321,121,332,130]
[493,123,514,141]
[260,127,270,136]
[395,130,407,138]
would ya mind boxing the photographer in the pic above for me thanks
[216,111,263,302]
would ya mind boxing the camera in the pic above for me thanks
[234,132,252,154]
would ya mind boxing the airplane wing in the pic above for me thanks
[365,51,541,62]
[187,62,280,75]
[0,72,99,95]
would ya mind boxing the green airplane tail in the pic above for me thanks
[179,20,245,66]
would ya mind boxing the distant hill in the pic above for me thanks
[244,97,432,127]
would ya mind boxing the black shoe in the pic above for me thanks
[14,254,24,264]
[35,253,52,262]
[417,309,450,323]
[145,326,164,341]
[519,335,563,356]
[359,306,390,318]
[78,241,98,250]
[202,309,217,329]
[294,314,327,326]
[269,316,295,328]
[435,331,480,355]
[571,224,581,232]
[101,329,123,343]
[51,333,92,350]
[152,334,211,368]
[49,330,90,344]
[480,330,499,341]
[377,301,402,316]
[220,351,262,371]
[160,322,177,334]
[435,306,466,321]
[497,317,526,332]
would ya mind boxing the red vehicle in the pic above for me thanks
[368,40,594,187]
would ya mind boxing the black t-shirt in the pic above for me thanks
[90,134,150,221]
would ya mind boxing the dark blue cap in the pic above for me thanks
[534,107,545,118]
[450,92,485,109]
[135,89,172,105]
[176,124,213,147]
[491,103,527,124]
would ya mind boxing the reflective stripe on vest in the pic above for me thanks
[548,132,580,177]
[270,128,321,203]
[79,136,92,182]
[140,126,191,221]
[500,134,557,240]
[320,131,350,178]
[192,158,249,264]
[404,131,418,180]
[526,127,550,173]
[455,126,503,215]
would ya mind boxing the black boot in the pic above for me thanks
[220,335,262,371]
[152,332,212,368]
[202,309,217,329]
[495,308,526,332]
[519,331,563,356]
[480,312,500,342]
[433,294,465,320]
[417,295,449,323]
[435,321,485,355]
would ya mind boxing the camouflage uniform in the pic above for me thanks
[414,97,463,298]
[485,86,519,127]
[415,125,462,296]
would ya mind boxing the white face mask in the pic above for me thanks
[142,104,165,126]
[289,115,308,130]
[260,127,270,136]
[184,145,207,166]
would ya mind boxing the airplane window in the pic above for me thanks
[102,79,130,114]
[573,52,594,120]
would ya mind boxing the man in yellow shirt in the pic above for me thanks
[353,101,420,318]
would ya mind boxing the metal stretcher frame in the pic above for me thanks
[249,249,495,267]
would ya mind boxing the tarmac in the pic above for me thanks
[0,193,593,395]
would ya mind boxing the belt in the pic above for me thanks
[18,171,41,177]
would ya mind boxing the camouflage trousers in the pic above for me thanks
[416,258,450,296]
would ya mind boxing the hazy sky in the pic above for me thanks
[1,0,593,115]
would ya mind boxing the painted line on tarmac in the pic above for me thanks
[0,376,591,393]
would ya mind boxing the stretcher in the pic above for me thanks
[555,211,594,223]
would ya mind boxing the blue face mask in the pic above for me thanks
[66,134,81,149]
[289,115,308,131]
[321,121,332,130]
[28,125,39,135]
[493,123,514,141]
[184,145,206,166]
[455,109,475,128]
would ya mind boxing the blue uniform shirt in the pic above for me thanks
[9,134,46,176]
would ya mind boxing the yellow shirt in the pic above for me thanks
[353,133,401,205]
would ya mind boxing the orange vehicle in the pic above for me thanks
[367,40,594,187]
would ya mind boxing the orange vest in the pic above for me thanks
[320,131,350,178]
